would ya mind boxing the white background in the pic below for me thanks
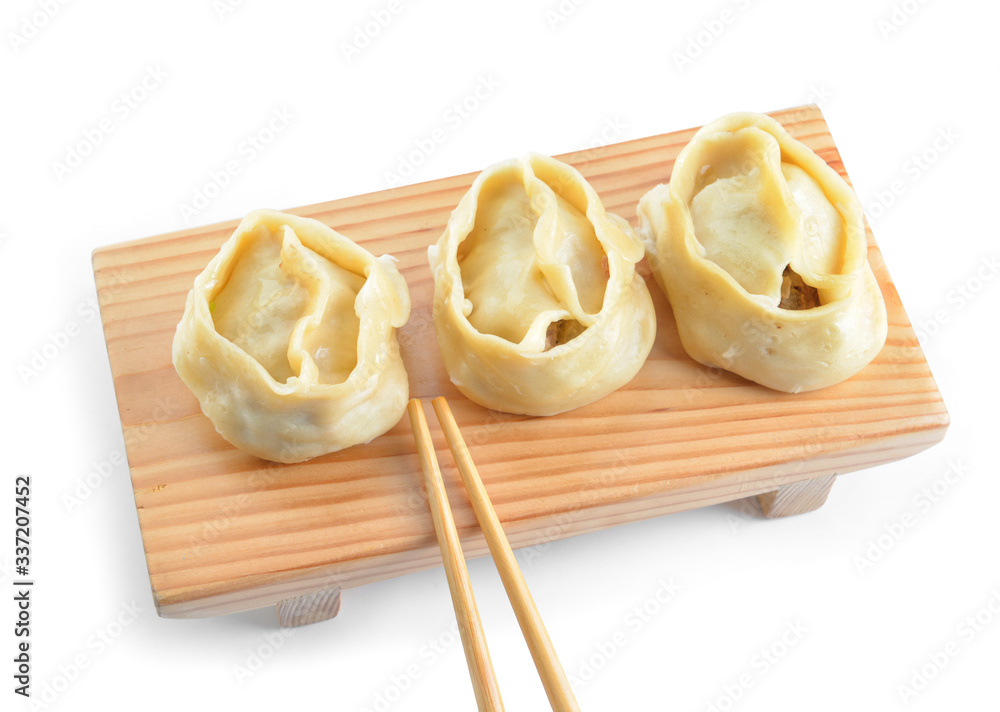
[3,0,998,710]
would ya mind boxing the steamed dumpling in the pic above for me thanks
[172,209,410,463]
[638,112,887,393]
[428,153,656,415]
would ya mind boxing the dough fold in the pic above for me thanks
[173,209,410,462]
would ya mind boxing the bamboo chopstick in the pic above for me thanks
[406,399,504,712]
[431,397,582,712]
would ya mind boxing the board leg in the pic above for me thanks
[276,586,342,628]
[758,474,837,518]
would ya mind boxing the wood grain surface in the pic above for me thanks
[93,105,949,619]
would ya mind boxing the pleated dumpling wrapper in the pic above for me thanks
[637,112,887,393]
[428,153,656,416]
[172,209,411,463]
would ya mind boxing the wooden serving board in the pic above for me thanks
[93,105,948,624]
